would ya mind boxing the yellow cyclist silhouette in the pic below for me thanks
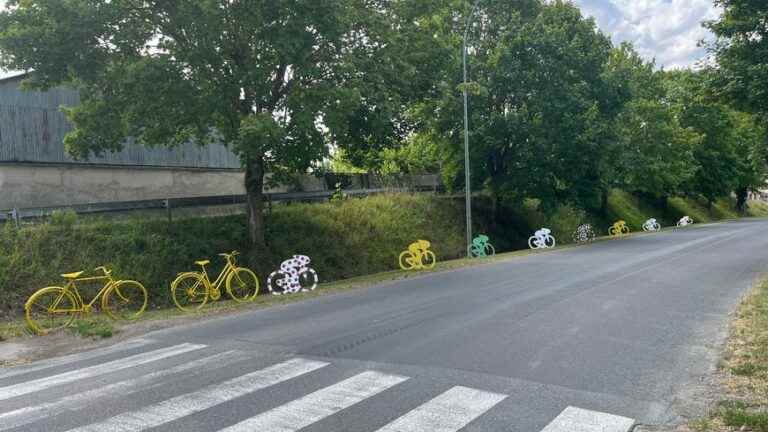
[608,220,631,236]
[399,239,437,270]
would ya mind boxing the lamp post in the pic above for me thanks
[463,2,481,258]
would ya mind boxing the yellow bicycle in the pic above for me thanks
[609,220,631,236]
[399,240,437,270]
[25,267,148,335]
[170,251,259,312]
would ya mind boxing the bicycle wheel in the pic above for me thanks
[528,236,538,249]
[545,235,556,248]
[484,244,496,256]
[621,226,630,234]
[299,268,318,291]
[653,223,661,231]
[171,273,209,312]
[398,251,415,270]
[267,270,288,295]
[226,267,260,302]
[103,280,148,321]
[421,250,437,269]
[608,227,617,236]
[25,287,79,335]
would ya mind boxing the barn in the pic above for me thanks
[0,72,246,210]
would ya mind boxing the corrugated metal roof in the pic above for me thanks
[0,77,242,169]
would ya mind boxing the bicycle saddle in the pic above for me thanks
[61,271,84,279]
[195,260,210,266]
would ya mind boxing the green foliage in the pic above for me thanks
[71,319,115,339]
[747,200,768,218]
[605,190,652,230]
[667,197,713,224]
[615,98,701,198]
[718,400,768,431]
[419,1,618,211]
[330,183,345,203]
[705,0,768,117]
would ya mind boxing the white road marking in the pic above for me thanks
[219,370,408,432]
[0,338,154,380]
[67,357,329,432]
[0,343,205,401]
[0,350,248,431]
[374,386,507,432]
[540,406,635,432]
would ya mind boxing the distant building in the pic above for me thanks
[0,73,245,209]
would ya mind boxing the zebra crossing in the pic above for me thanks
[0,339,636,432]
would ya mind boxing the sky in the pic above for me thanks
[572,0,721,69]
[0,0,720,78]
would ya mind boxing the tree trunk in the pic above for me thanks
[657,195,668,211]
[736,186,749,214]
[600,188,609,216]
[245,156,266,248]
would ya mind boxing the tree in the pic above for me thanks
[615,98,700,201]
[665,71,741,207]
[705,0,768,118]
[0,0,394,247]
[598,42,664,212]
[730,111,768,211]
[411,0,619,214]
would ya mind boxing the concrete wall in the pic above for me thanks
[0,164,245,209]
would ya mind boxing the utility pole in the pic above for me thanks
[463,1,481,257]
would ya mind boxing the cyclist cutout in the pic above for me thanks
[472,235,489,251]
[534,228,551,245]
[278,255,312,293]
[407,239,431,265]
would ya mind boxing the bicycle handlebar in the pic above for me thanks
[94,266,112,275]
[218,251,240,257]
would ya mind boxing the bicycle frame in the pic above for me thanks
[54,274,116,313]
[198,256,237,292]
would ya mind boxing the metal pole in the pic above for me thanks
[463,2,480,258]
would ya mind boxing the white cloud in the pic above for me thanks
[572,0,721,69]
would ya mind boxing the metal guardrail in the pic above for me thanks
[0,185,441,224]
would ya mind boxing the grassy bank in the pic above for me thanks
[1,191,765,320]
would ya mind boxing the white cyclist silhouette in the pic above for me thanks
[677,216,694,227]
[528,228,556,249]
[643,218,661,232]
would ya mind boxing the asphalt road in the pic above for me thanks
[2,218,766,431]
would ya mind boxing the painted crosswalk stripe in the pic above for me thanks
[0,343,205,401]
[67,357,329,432]
[374,386,507,432]
[539,406,635,432]
[0,350,248,431]
[0,338,155,380]
[219,370,408,432]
